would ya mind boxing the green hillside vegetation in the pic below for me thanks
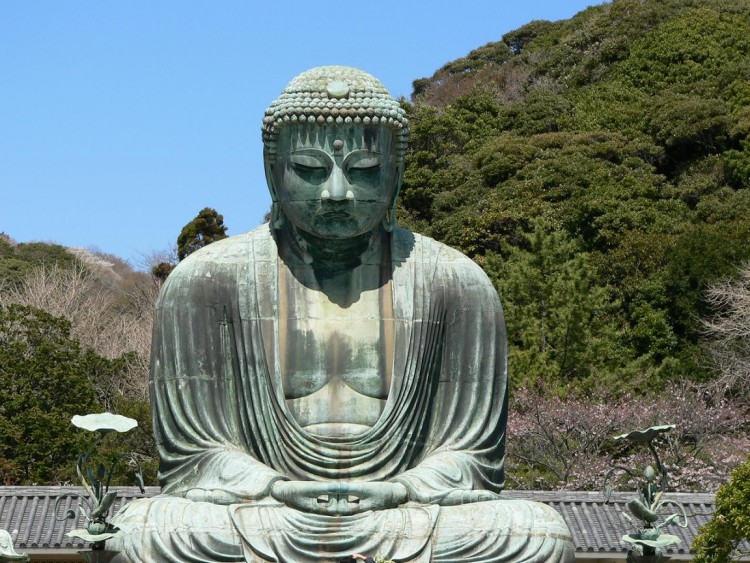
[0,234,75,287]
[692,454,750,562]
[0,235,157,485]
[0,206,228,486]
[400,0,750,395]
[3,0,750,492]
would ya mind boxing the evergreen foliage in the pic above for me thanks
[485,223,629,392]
[0,244,159,485]
[692,454,750,562]
[176,207,228,261]
[0,304,101,483]
[0,238,76,288]
[0,303,157,485]
[401,0,750,393]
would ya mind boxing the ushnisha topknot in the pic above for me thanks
[262,66,410,163]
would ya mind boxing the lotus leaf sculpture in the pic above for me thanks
[56,413,144,551]
[71,413,138,434]
[604,425,688,562]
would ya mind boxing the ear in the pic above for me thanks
[263,150,278,201]
[391,163,404,204]
[383,164,403,233]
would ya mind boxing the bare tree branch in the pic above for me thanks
[0,260,157,405]
[701,263,750,399]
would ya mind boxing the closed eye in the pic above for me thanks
[290,164,328,184]
[289,153,329,170]
[344,152,383,181]
[292,162,327,172]
[348,157,380,171]
[347,165,380,184]
[288,153,330,183]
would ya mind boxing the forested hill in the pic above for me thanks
[398,0,750,395]
[2,0,750,489]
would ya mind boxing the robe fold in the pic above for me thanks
[109,225,574,562]
[153,225,507,498]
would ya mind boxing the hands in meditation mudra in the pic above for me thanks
[109,66,574,562]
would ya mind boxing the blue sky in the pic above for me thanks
[1,1,600,267]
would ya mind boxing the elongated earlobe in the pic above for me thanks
[271,201,285,230]
[264,157,278,202]
[382,205,397,232]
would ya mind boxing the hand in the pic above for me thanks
[182,488,249,505]
[437,489,499,506]
[405,487,499,506]
[271,480,408,515]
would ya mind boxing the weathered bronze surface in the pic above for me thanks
[0,529,28,562]
[109,66,574,562]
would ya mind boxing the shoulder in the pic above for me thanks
[169,224,273,275]
[396,228,494,285]
[394,228,501,306]
[176,224,272,269]
[158,224,275,303]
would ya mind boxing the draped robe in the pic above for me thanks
[109,225,574,562]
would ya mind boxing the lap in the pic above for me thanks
[432,500,574,562]
[109,496,245,563]
[108,496,573,563]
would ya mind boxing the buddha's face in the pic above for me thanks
[269,125,399,240]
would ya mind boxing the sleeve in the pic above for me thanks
[150,250,287,500]
[390,247,508,503]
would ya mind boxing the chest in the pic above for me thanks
[278,282,393,399]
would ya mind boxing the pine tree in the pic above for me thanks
[176,207,228,261]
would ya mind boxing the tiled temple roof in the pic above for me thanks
[503,490,717,558]
[0,486,156,552]
[0,487,737,558]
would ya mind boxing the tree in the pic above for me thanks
[701,263,750,398]
[0,303,159,485]
[176,207,228,261]
[0,261,155,405]
[485,223,628,393]
[507,383,745,492]
[0,239,76,288]
[692,454,750,562]
[0,304,102,484]
[150,261,174,282]
[399,0,750,395]
[141,246,179,282]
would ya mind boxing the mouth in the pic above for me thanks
[322,210,349,217]
[311,209,359,235]
[318,208,351,219]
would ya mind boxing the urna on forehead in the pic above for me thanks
[262,66,409,162]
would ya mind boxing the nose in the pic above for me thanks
[320,166,354,201]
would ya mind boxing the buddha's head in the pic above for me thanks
[262,66,409,240]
